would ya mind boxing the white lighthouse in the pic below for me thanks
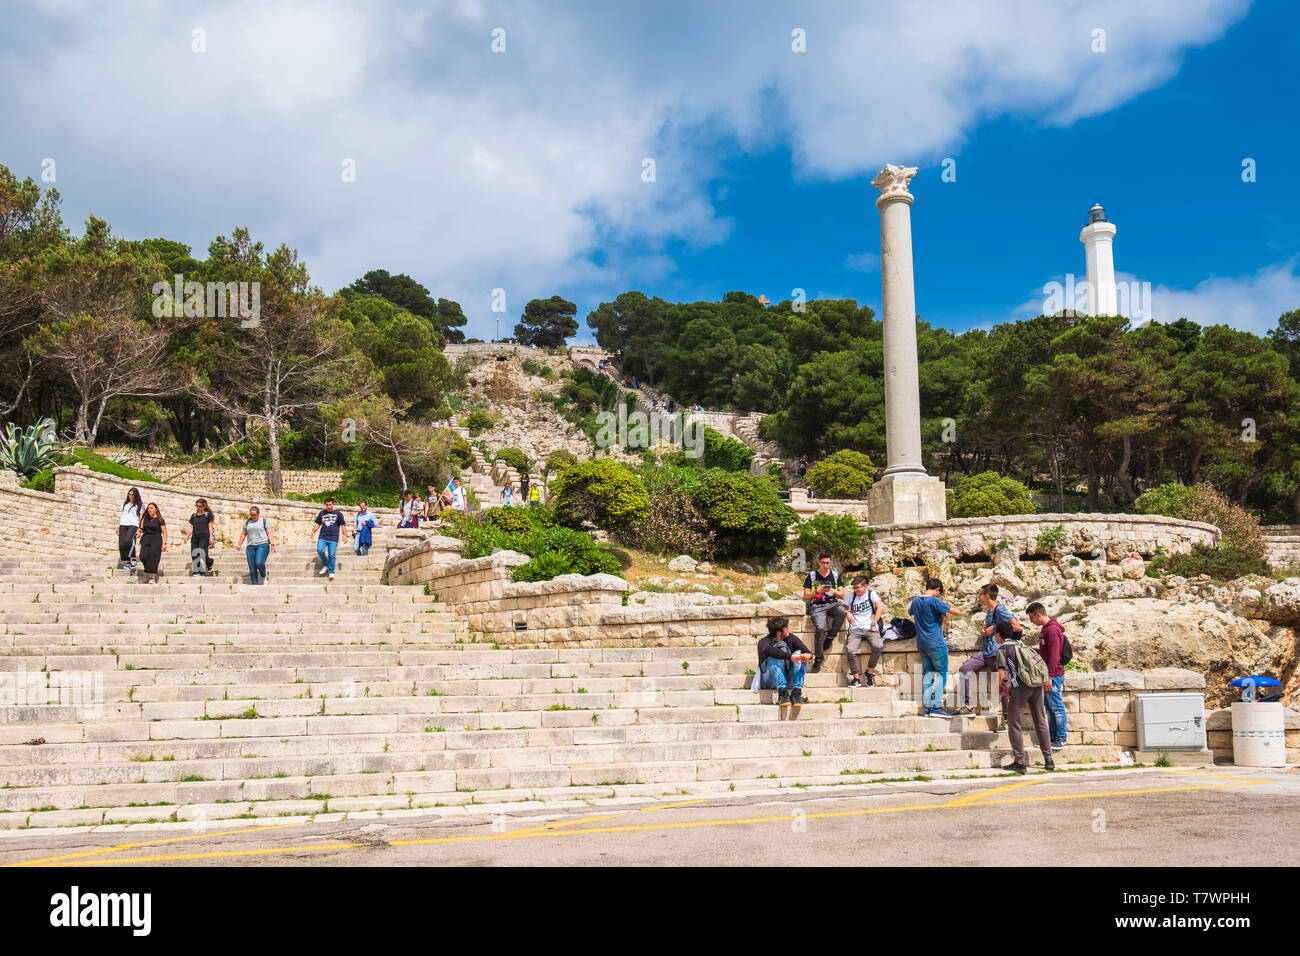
[1079,203,1118,316]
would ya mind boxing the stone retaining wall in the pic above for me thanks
[1261,526,1300,569]
[10,465,401,554]
[107,452,344,498]
[867,513,1219,570]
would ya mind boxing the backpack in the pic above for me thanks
[1059,631,1074,667]
[1012,641,1049,688]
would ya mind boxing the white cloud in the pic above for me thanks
[0,0,1251,337]
[844,252,880,273]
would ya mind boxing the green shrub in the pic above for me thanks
[701,427,754,473]
[794,514,870,564]
[464,410,494,437]
[806,450,875,499]
[1036,524,1067,550]
[521,359,541,375]
[483,505,554,535]
[58,448,162,485]
[621,465,717,558]
[492,447,531,474]
[946,471,1035,518]
[20,468,54,493]
[692,470,796,558]
[286,486,402,508]
[510,550,573,582]
[543,449,578,480]
[1135,482,1264,557]
[551,459,649,533]
[1133,483,1197,519]
[1165,544,1269,581]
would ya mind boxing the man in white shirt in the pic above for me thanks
[843,575,886,687]
[449,477,468,512]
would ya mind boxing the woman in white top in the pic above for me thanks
[118,487,143,569]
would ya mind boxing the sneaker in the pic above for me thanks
[1052,740,1068,752]
[1002,760,1027,774]
[927,708,958,719]
[956,706,976,716]
[777,689,791,706]
[318,566,330,576]
[823,636,834,652]
[328,573,335,581]
[811,660,822,674]
[790,688,803,705]
[847,677,863,688]
[1043,758,1056,772]
[864,673,875,687]
[996,721,1008,732]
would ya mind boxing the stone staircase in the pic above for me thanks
[0,553,1118,831]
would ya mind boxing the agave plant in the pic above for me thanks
[0,420,59,477]
[109,451,133,465]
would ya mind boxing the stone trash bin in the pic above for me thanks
[1230,702,1287,767]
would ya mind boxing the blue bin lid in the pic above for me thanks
[1230,676,1281,687]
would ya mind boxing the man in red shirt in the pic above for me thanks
[1027,602,1067,752]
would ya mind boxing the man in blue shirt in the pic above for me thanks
[908,578,958,718]
[312,499,349,581]
[957,583,1020,724]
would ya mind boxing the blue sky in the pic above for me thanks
[2,0,1296,340]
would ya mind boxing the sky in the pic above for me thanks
[2,0,1297,341]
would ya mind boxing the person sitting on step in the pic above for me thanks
[757,616,812,707]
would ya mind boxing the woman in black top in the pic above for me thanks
[135,503,167,583]
[181,498,216,575]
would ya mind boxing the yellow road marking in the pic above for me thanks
[5,822,305,868]
[943,777,1046,806]
[17,772,1267,866]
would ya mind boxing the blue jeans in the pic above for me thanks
[760,657,806,690]
[919,644,949,711]
[245,543,269,584]
[316,538,338,574]
[1045,674,1067,743]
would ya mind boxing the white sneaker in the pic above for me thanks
[328,573,335,581]
[318,566,330,576]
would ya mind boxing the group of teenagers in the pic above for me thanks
[757,553,1070,774]
[113,489,385,585]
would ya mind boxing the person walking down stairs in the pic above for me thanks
[354,501,377,557]
[312,498,349,581]
[117,487,143,570]
[180,498,216,576]
[236,506,275,585]
[135,503,167,584]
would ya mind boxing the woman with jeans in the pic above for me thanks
[235,506,275,584]
[135,503,167,583]
[117,487,143,569]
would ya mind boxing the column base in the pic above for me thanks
[867,473,947,525]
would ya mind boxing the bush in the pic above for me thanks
[1036,524,1067,550]
[620,469,717,558]
[1164,544,1270,581]
[543,449,578,481]
[492,447,531,474]
[521,359,541,375]
[20,468,54,493]
[285,486,402,508]
[464,410,494,437]
[1135,482,1264,557]
[449,434,474,470]
[794,514,871,564]
[551,459,649,533]
[692,470,796,558]
[947,471,1035,518]
[483,504,554,535]
[701,427,754,473]
[806,450,876,499]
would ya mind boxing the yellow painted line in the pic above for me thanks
[16,775,1265,866]
[639,798,707,812]
[43,842,366,866]
[509,796,706,835]
[944,777,1046,806]
[1158,769,1267,785]
[5,822,306,868]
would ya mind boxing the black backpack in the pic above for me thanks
[1059,631,1074,667]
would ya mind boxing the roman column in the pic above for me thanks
[865,164,946,524]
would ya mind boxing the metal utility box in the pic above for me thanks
[1136,693,1208,752]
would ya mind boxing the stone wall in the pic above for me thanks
[1261,526,1300,569]
[866,513,1218,569]
[2,465,401,555]
[106,452,344,498]
[788,488,870,520]
[383,534,804,648]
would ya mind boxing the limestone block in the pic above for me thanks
[1071,712,1095,730]
[1114,731,1138,747]
[1094,712,1121,731]
[1081,694,1105,713]
[1082,731,1115,746]
[1105,693,1133,713]
[1093,669,1144,690]
[1063,672,1094,691]
[1140,667,1205,690]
